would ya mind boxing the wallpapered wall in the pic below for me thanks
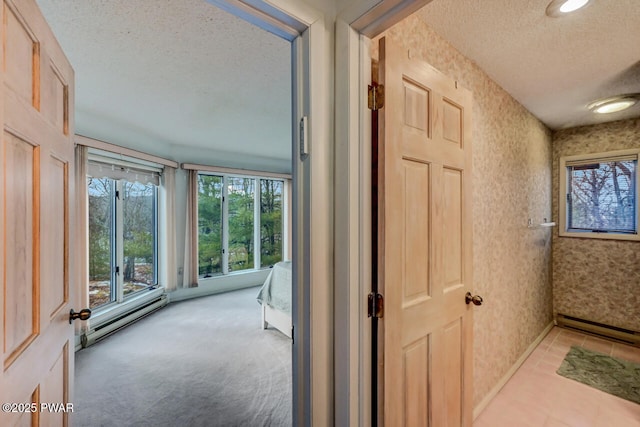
[552,118,640,331]
[376,15,554,406]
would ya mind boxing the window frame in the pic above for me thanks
[121,180,159,299]
[559,148,640,241]
[87,153,162,311]
[196,171,289,279]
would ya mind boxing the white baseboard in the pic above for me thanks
[168,270,269,303]
[473,321,554,419]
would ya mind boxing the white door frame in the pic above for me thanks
[210,1,333,425]
[214,1,435,425]
[334,1,435,426]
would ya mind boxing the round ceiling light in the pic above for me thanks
[546,0,590,17]
[588,96,639,114]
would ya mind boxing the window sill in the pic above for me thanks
[198,267,273,282]
[169,269,270,303]
[558,230,640,242]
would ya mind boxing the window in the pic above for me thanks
[560,149,639,240]
[197,173,285,278]
[198,175,223,276]
[87,155,160,309]
[227,177,255,272]
[260,179,283,267]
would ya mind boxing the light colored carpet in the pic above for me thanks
[557,345,640,404]
[74,286,292,427]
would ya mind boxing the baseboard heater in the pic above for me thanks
[81,294,168,348]
[556,314,640,346]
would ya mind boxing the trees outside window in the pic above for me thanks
[88,177,157,309]
[88,177,114,307]
[122,181,156,292]
[568,160,636,232]
[198,175,223,277]
[197,173,285,277]
[260,179,283,267]
[228,177,255,271]
[560,150,639,240]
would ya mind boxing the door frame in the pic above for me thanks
[210,1,332,425]
[213,1,439,425]
[334,1,437,425]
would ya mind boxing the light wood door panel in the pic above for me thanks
[1,0,75,425]
[377,36,474,427]
[3,132,39,369]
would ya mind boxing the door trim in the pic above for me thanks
[335,3,471,424]
[213,2,331,426]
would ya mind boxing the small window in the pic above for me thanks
[559,149,639,240]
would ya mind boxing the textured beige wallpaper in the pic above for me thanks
[552,118,640,331]
[376,14,554,406]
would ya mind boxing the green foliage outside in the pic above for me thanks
[227,177,255,271]
[198,175,223,276]
[197,175,283,277]
[122,181,155,284]
[260,179,283,267]
[88,178,113,281]
[88,178,155,285]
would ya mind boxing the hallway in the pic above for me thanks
[474,327,640,427]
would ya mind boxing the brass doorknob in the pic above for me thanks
[69,308,92,324]
[465,292,483,306]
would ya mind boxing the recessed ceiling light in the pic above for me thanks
[546,0,591,17]
[588,96,639,114]
[559,0,590,12]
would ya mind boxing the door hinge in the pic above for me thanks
[115,190,120,200]
[368,84,384,111]
[368,292,384,318]
[115,266,120,275]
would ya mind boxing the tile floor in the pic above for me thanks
[474,327,640,427]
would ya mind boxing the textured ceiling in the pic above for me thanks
[36,0,291,166]
[35,0,640,166]
[417,0,640,130]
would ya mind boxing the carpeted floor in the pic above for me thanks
[74,286,292,427]
[557,345,640,404]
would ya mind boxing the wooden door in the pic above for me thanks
[376,36,475,426]
[0,0,76,425]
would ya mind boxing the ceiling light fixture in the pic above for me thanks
[546,0,590,17]
[588,95,639,114]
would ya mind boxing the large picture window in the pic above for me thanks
[87,155,160,309]
[197,173,285,278]
[560,149,639,241]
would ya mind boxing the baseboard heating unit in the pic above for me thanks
[556,314,640,346]
[81,294,168,348]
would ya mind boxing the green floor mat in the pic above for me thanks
[557,345,640,404]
